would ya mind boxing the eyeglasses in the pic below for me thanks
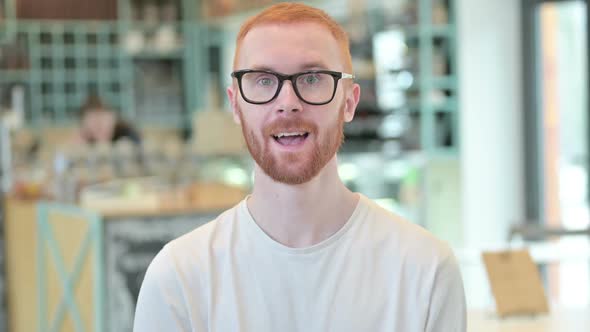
[231,69,354,105]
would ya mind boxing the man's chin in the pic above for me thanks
[257,160,319,185]
[266,171,318,185]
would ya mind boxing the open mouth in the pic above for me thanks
[272,132,310,146]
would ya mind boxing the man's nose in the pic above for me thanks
[275,81,302,113]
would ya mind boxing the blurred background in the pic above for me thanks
[0,0,588,331]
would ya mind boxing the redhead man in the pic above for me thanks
[134,3,466,332]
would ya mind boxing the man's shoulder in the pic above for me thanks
[135,204,239,331]
[141,202,244,291]
[359,196,454,264]
[166,202,243,255]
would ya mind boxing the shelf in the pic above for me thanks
[0,69,29,82]
[401,24,454,39]
[35,69,121,81]
[431,76,457,89]
[14,19,118,34]
[408,75,457,91]
[435,99,458,112]
[406,98,458,113]
[122,21,183,30]
[1,0,460,147]
[426,147,460,159]
[36,46,120,58]
[431,24,455,38]
[127,49,184,60]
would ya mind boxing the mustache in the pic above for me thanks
[263,117,318,136]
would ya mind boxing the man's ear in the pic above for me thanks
[343,83,361,123]
[227,86,241,125]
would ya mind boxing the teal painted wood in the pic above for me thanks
[4,21,126,125]
[180,0,204,124]
[182,0,199,21]
[419,0,435,151]
[183,22,199,122]
[36,202,105,332]
[91,212,105,332]
[0,0,16,44]
[414,0,459,154]
[46,226,89,332]
[115,0,134,127]
[36,205,48,332]
[1,19,153,126]
[1,0,458,152]
[117,0,204,127]
[448,0,460,154]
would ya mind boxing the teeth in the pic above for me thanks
[275,132,306,138]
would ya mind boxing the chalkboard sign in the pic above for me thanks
[0,196,7,332]
[104,213,215,332]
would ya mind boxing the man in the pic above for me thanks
[134,3,466,332]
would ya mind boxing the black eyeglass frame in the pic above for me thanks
[230,69,355,105]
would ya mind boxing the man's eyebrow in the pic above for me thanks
[250,65,276,71]
[248,62,330,73]
[300,62,329,70]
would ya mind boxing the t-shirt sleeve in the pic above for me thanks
[424,248,467,332]
[133,246,192,332]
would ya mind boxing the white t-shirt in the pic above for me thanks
[134,194,466,332]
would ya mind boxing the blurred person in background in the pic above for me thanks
[134,3,465,332]
[73,94,141,145]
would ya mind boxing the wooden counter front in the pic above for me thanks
[3,198,37,332]
[3,183,247,332]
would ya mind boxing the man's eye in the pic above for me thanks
[258,77,274,86]
[303,75,320,84]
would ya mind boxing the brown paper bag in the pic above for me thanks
[482,249,549,317]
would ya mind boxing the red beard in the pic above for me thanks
[238,107,345,185]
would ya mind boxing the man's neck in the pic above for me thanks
[247,157,359,248]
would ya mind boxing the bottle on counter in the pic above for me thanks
[51,149,77,203]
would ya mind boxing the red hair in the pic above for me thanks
[233,3,352,72]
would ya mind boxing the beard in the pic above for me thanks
[238,105,345,185]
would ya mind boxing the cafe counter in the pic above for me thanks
[3,181,246,332]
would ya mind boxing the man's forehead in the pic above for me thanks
[237,22,343,71]
[247,59,331,72]
[245,21,331,34]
